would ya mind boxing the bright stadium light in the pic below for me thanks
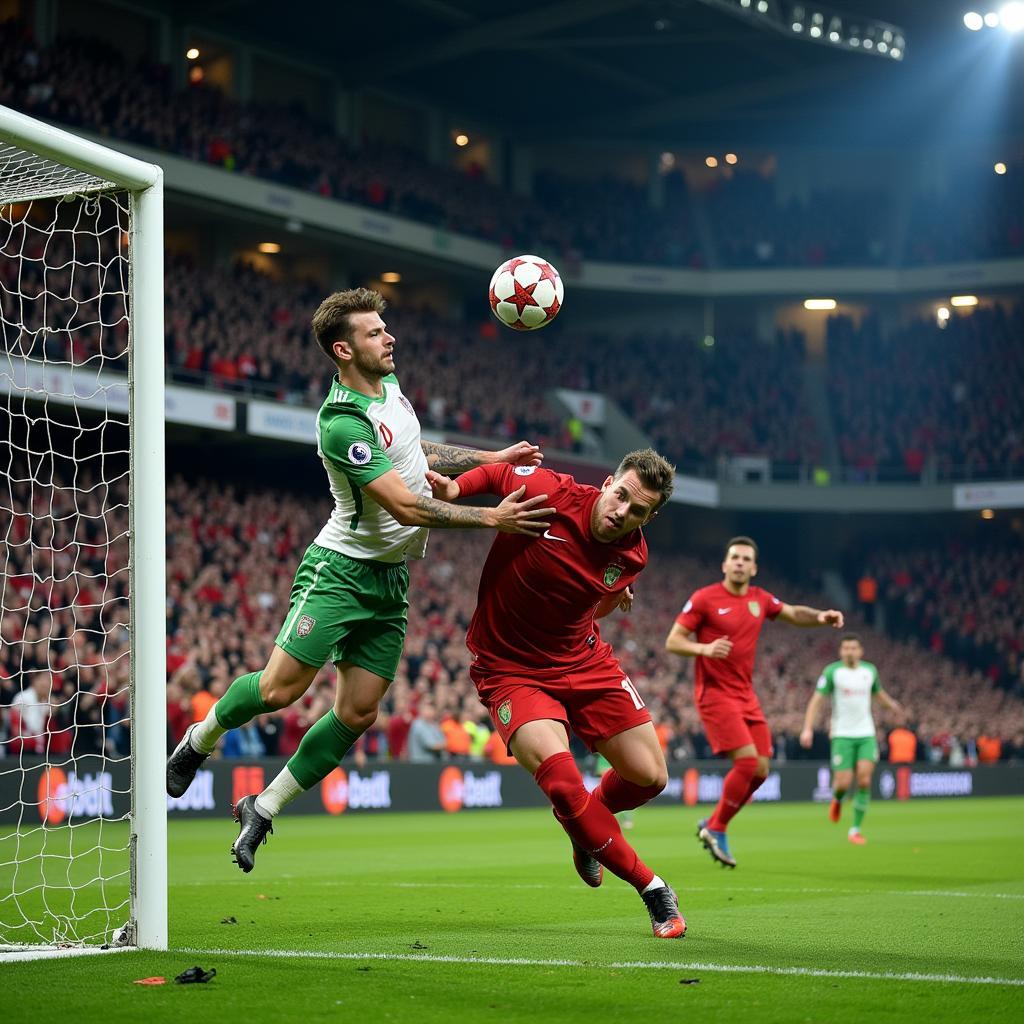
[454,133,469,147]
[804,298,837,310]
[995,161,1008,173]
[257,242,281,254]
[1001,3,1024,31]
[950,294,979,306]
[185,47,200,59]
[985,11,1000,26]
[936,306,951,325]
[706,155,719,167]
[963,11,984,30]
[381,271,402,283]
[725,152,738,164]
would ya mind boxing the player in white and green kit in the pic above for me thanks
[800,634,903,844]
[166,288,555,872]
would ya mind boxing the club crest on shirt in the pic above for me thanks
[603,564,623,588]
[296,614,316,638]
[497,698,513,726]
[748,600,761,618]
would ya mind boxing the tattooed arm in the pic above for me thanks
[420,439,543,474]
[363,469,554,535]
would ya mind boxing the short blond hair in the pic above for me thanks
[613,448,675,509]
[311,288,387,363]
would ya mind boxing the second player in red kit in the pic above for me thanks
[666,537,844,867]
[427,449,686,939]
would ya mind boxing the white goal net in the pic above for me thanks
[0,108,166,955]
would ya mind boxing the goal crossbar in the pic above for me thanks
[0,104,167,952]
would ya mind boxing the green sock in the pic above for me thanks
[214,671,271,730]
[286,710,361,790]
[832,788,846,802]
[852,790,870,830]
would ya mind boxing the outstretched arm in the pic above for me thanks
[364,469,553,534]
[420,439,542,474]
[664,622,733,659]
[874,689,905,719]
[799,691,826,748]
[777,604,845,629]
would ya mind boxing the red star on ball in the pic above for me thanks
[536,261,559,285]
[507,278,540,315]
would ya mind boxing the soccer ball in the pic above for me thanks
[488,254,564,331]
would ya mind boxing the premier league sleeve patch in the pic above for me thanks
[348,441,373,465]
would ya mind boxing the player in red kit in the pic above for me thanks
[665,537,844,868]
[426,449,686,939]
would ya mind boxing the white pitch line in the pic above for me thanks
[179,946,1024,988]
[173,877,1024,900]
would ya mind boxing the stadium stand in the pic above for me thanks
[826,305,1024,480]
[3,17,1023,269]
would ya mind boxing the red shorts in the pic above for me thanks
[470,656,652,753]
[698,699,773,757]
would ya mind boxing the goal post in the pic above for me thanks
[0,105,166,953]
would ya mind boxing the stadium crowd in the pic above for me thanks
[0,458,132,760]
[826,305,1024,480]
[6,472,1021,766]
[3,18,1023,269]
[854,537,1024,701]
[704,170,892,267]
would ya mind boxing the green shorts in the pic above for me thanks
[274,543,410,681]
[830,736,879,772]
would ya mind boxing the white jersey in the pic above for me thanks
[815,660,880,738]
[313,373,430,563]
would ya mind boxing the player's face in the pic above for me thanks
[591,469,661,542]
[840,639,862,665]
[722,544,757,586]
[336,312,395,377]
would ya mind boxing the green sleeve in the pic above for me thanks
[869,663,881,693]
[815,663,835,695]
[321,409,394,487]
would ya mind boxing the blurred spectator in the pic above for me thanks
[887,725,918,764]
[407,700,447,762]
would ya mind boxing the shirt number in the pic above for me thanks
[620,678,646,711]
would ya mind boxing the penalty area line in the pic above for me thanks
[180,947,1024,987]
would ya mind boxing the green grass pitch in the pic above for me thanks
[4,797,1023,1022]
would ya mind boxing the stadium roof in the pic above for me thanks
[146,0,1023,146]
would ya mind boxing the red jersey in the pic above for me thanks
[457,464,647,675]
[675,582,783,706]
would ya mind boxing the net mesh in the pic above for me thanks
[0,143,117,206]
[0,142,133,948]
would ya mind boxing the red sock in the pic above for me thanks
[534,752,654,891]
[708,756,758,832]
[595,769,663,813]
[743,773,767,806]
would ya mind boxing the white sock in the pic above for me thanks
[254,766,304,819]
[641,874,666,895]
[190,706,227,755]
[848,826,860,836]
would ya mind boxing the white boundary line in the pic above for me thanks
[179,946,1024,987]
[0,946,131,963]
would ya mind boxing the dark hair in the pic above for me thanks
[613,448,676,509]
[840,633,862,645]
[725,535,759,560]
[311,288,387,363]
